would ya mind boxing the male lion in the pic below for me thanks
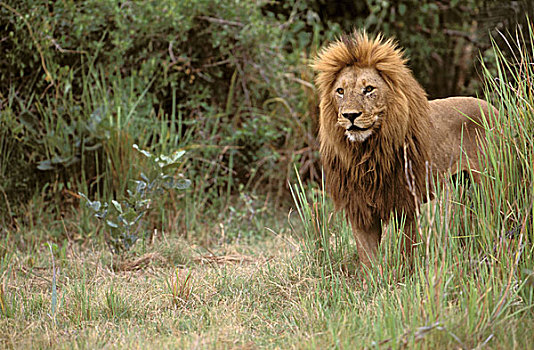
[312,31,496,267]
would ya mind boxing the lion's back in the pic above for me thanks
[428,96,496,175]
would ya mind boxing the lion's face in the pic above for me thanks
[332,66,388,142]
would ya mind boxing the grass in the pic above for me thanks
[1,202,532,349]
[1,14,534,350]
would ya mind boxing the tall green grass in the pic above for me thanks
[290,23,534,348]
[290,169,360,275]
[0,0,325,238]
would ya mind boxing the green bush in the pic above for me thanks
[1,0,529,232]
[80,144,190,253]
[0,0,321,222]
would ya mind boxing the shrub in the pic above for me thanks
[79,144,190,253]
[1,0,529,232]
[0,0,321,224]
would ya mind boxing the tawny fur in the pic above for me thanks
[312,31,496,266]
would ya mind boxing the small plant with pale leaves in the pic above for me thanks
[79,144,191,253]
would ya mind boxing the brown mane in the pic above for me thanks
[312,31,431,229]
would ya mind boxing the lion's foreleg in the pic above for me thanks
[351,218,382,268]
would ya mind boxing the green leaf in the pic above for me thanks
[133,144,152,158]
[106,220,119,228]
[175,178,191,190]
[140,173,150,183]
[134,180,147,193]
[161,162,181,173]
[94,209,107,220]
[51,155,71,164]
[111,200,122,213]
[398,4,406,16]
[89,201,102,212]
[171,150,186,162]
[37,160,55,171]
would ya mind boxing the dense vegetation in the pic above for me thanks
[1,0,531,227]
[0,0,533,348]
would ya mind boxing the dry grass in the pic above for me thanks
[1,208,532,350]
[0,230,309,349]
[2,22,534,349]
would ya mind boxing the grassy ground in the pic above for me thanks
[1,8,534,350]
[1,184,533,350]
[0,227,304,349]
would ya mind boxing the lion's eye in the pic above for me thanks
[364,85,375,94]
[336,88,344,95]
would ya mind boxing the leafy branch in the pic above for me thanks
[79,144,191,253]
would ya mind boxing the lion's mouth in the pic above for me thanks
[348,124,372,132]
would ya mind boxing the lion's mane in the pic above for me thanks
[312,31,431,229]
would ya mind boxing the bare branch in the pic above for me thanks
[197,16,244,27]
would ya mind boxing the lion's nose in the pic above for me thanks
[342,112,362,123]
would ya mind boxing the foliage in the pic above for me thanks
[0,1,532,348]
[2,0,529,228]
[0,0,531,253]
[288,20,533,347]
[79,144,190,253]
[0,0,324,225]
[166,268,194,308]
[269,0,531,97]
[290,169,358,274]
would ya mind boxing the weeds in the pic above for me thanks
[70,272,93,323]
[79,144,190,253]
[104,284,131,320]
[289,168,357,275]
[48,243,58,323]
[0,284,9,318]
[286,20,534,349]
[0,4,533,349]
[167,268,194,308]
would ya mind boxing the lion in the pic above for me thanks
[312,31,496,267]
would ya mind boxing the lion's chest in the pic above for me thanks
[324,149,417,228]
